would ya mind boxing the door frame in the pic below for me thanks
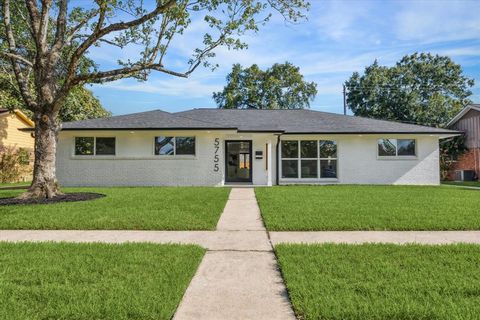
[224,140,253,183]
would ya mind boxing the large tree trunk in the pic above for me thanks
[18,112,62,199]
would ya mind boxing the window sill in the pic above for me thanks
[70,155,197,160]
[280,178,338,182]
[377,156,418,161]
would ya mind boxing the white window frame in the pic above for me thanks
[280,139,338,180]
[74,136,116,156]
[377,138,417,160]
[153,136,196,157]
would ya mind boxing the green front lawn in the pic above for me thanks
[0,187,230,230]
[256,185,480,230]
[0,181,30,188]
[276,243,480,320]
[442,181,480,188]
[0,242,204,320]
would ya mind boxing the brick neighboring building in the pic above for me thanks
[447,104,480,180]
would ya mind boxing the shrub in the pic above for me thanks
[0,146,32,183]
[439,135,468,181]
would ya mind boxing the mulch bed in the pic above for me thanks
[0,193,105,206]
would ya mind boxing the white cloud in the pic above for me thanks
[312,1,372,41]
[395,0,480,43]
[99,76,222,98]
[434,46,480,58]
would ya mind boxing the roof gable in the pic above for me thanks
[0,109,34,127]
[447,104,480,127]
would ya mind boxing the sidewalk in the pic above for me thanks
[270,230,480,245]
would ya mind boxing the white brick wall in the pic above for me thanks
[279,134,440,185]
[56,130,441,186]
[57,130,227,186]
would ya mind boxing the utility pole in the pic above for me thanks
[343,84,347,115]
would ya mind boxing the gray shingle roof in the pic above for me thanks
[61,109,233,130]
[61,108,458,134]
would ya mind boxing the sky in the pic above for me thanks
[87,0,480,116]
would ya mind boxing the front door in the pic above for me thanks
[225,141,252,182]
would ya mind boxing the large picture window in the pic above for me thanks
[281,140,337,179]
[378,139,416,157]
[155,136,195,156]
[75,137,115,156]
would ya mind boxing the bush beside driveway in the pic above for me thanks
[0,187,230,230]
[255,185,480,231]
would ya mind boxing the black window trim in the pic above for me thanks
[377,138,417,159]
[153,135,196,156]
[74,136,116,156]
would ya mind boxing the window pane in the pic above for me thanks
[155,136,174,155]
[96,137,115,155]
[301,160,318,178]
[320,160,337,178]
[319,140,337,158]
[301,141,317,158]
[75,137,94,155]
[398,139,416,156]
[176,137,195,155]
[378,139,396,156]
[282,160,298,178]
[281,141,298,158]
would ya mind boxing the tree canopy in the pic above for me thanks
[0,73,110,122]
[345,53,474,127]
[214,62,317,109]
[0,0,309,198]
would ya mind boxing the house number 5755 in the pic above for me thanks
[213,138,220,172]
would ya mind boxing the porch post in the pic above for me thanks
[267,140,273,186]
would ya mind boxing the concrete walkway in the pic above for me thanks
[173,188,295,320]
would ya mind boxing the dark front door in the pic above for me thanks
[225,141,252,182]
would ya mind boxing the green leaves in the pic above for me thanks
[0,72,110,122]
[345,53,474,127]
[214,62,317,109]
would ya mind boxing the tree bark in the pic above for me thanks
[18,111,62,199]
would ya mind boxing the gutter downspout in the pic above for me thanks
[275,134,282,185]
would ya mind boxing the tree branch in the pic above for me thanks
[65,0,177,86]
[2,0,37,110]
[65,9,100,44]
[0,51,34,67]
[25,0,41,38]
[37,0,52,53]
[71,63,188,85]
[51,0,68,54]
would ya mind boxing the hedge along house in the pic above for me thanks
[57,109,458,187]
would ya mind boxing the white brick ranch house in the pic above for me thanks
[57,109,458,186]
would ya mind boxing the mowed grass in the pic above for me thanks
[0,187,230,230]
[0,181,30,188]
[255,185,480,230]
[0,242,204,320]
[276,243,480,320]
[442,181,480,188]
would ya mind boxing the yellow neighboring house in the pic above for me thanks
[0,108,34,150]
